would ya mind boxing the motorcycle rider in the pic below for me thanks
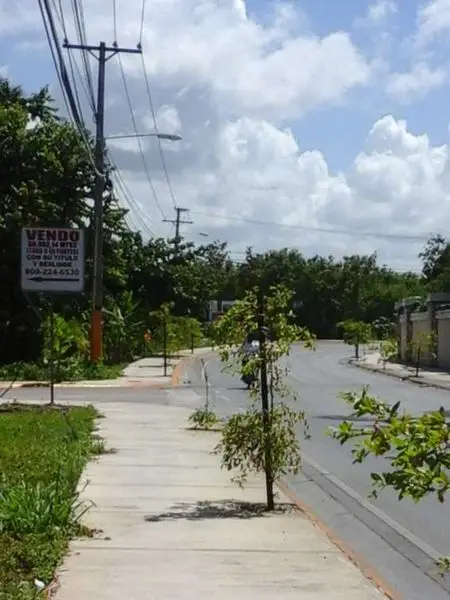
[241,331,264,388]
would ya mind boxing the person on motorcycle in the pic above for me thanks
[241,332,260,388]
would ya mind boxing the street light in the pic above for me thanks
[105,132,182,141]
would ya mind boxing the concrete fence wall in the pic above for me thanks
[396,295,450,370]
[399,314,408,362]
[410,312,433,366]
[436,310,450,371]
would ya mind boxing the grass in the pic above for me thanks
[0,359,125,383]
[0,403,102,599]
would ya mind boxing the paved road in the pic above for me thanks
[185,341,450,600]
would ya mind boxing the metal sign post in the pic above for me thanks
[20,226,85,404]
[49,301,55,405]
[163,315,168,377]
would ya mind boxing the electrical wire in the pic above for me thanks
[140,52,178,209]
[40,0,159,234]
[39,0,83,127]
[39,0,102,177]
[137,0,178,209]
[52,0,88,127]
[110,161,156,237]
[116,52,167,219]
[190,210,435,242]
[139,0,146,48]
[113,0,118,43]
[70,0,96,113]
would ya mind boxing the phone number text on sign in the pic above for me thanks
[21,227,85,293]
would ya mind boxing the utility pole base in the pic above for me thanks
[91,310,102,362]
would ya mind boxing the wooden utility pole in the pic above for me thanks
[257,287,274,510]
[63,40,141,361]
[163,207,193,250]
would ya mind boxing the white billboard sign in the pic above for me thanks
[21,227,85,293]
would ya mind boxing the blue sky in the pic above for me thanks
[2,0,450,268]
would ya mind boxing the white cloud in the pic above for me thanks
[154,105,182,135]
[386,62,447,102]
[116,1,371,121]
[366,0,397,25]
[3,0,450,272]
[119,112,450,270]
[417,0,450,44]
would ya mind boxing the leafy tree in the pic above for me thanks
[378,337,398,369]
[332,387,450,571]
[409,331,437,376]
[0,73,434,376]
[338,319,373,360]
[419,234,450,290]
[333,388,450,502]
[371,317,394,340]
[205,285,315,510]
[103,291,143,363]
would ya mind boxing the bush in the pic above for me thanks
[0,404,99,598]
[0,359,124,383]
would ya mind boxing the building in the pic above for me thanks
[207,300,237,322]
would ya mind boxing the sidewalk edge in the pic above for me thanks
[347,357,450,392]
[171,350,216,386]
[277,479,401,600]
[1,350,216,390]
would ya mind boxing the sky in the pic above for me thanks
[2,0,450,271]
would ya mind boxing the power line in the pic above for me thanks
[113,0,118,43]
[116,52,167,219]
[53,0,153,234]
[140,52,178,209]
[39,0,83,129]
[110,161,156,238]
[137,0,178,209]
[51,0,88,126]
[190,210,434,242]
[54,1,88,108]
[38,0,72,118]
[70,0,96,111]
[139,0,147,47]
[48,0,159,240]
[39,0,101,178]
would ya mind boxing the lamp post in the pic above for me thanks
[88,130,181,362]
[105,132,183,141]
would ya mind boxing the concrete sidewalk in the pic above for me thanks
[0,347,212,389]
[53,395,388,600]
[354,351,450,392]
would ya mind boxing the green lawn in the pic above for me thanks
[0,403,102,599]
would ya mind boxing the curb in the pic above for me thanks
[347,358,450,393]
[171,350,216,386]
[276,479,401,600]
[0,351,216,391]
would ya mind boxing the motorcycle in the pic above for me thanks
[241,339,259,389]
[241,368,258,388]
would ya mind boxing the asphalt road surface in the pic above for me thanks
[185,341,450,600]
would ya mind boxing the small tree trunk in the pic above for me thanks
[258,289,274,511]
[415,347,421,377]
[355,342,360,360]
